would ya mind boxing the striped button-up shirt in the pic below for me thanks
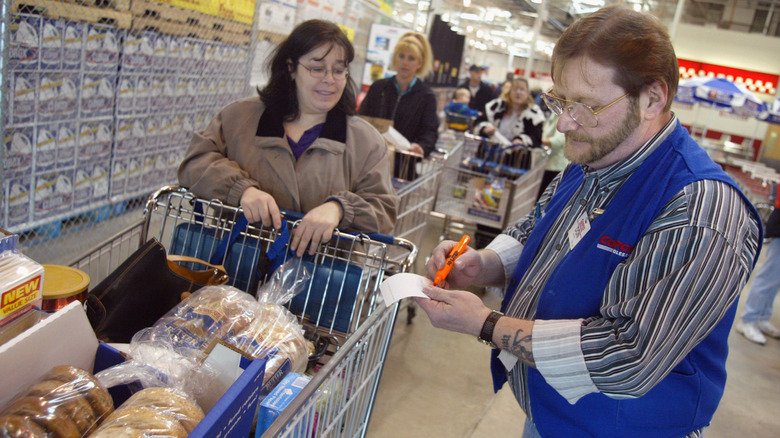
[485,115,760,437]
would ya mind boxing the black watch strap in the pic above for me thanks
[478,310,503,348]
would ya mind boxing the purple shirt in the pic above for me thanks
[287,123,325,160]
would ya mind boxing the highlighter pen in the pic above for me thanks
[433,235,471,287]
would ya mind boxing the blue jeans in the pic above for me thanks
[742,238,780,323]
[522,417,542,438]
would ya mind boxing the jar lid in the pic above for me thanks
[42,265,90,299]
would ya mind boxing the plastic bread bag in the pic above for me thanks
[89,387,204,437]
[0,365,115,437]
[95,285,309,408]
[256,256,312,306]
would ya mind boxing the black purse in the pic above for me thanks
[85,237,229,343]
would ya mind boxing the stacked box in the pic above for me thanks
[32,169,73,222]
[84,24,120,72]
[121,30,154,73]
[109,157,127,200]
[3,127,35,177]
[77,119,113,163]
[8,71,38,126]
[8,14,41,71]
[56,122,78,170]
[35,124,58,173]
[115,75,136,116]
[80,73,117,120]
[38,71,80,123]
[73,164,93,209]
[63,20,85,71]
[4,175,33,228]
[40,18,64,71]
[91,161,110,204]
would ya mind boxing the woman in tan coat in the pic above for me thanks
[179,20,398,255]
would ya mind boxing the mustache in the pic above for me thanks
[566,133,591,142]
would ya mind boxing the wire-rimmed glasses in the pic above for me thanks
[541,90,628,128]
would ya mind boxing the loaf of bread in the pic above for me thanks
[150,286,310,381]
[119,387,204,433]
[0,365,114,437]
[90,405,188,438]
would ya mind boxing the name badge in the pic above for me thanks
[568,211,591,250]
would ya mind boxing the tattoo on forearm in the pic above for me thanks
[501,329,534,366]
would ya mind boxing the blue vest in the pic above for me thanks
[492,122,761,437]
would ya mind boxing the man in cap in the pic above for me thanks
[458,64,496,116]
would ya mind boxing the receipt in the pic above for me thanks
[379,273,431,307]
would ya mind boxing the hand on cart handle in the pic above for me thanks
[426,238,481,290]
[240,187,282,229]
[290,202,342,256]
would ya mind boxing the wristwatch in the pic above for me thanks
[478,310,503,348]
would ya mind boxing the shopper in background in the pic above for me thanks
[178,19,398,256]
[736,183,780,345]
[445,88,480,118]
[415,5,761,437]
[474,76,545,148]
[536,104,567,201]
[458,64,496,116]
[358,31,438,157]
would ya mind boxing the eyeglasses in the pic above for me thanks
[299,64,349,81]
[541,90,629,128]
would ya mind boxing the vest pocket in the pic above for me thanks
[615,368,700,429]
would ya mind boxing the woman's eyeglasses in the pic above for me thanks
[541,90,628,128]
[300,64,349,81]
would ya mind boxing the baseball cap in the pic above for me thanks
[469,64,484,72]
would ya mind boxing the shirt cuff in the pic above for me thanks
[484,234,522,285]
[533,319,598,404]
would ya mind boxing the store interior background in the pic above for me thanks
[3,0,780,435]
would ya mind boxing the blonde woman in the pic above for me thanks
[474,76,545,148]
[359,32,439,157]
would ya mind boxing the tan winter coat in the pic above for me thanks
[178,97,398,234]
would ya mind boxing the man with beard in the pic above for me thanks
[414,5,762,437]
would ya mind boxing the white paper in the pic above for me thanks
[379,273,430,307]
[383,126,411,151]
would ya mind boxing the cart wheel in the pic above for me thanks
[407,302,417,324]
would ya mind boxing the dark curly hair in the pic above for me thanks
[257,20,357,121]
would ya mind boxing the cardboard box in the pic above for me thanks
[35,123,58,173]
[84,24,119,72]
[33,169,73,221]
[4,175,32,228]
[40,18,64,71]
[0,302,268,438]
[38,72,80,123]
[62,20,84,71]
[56,122,78,170]
[78,119,113,163]
[8,14,41,71]
[9,71,37,126]
[0,234,44,329]
[255,373,312,437]
[4,126,35,176]
[109,156,127,199]
[121,30,153,73]
[115,75,136,117]
[80,73,117,120]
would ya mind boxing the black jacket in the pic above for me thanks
[359,77,439,157]
[458,80,496,115]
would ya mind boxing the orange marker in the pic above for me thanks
[433,235,471,287]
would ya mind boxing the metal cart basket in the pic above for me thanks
[390,148,448,262]
[434,133,549,233]
[68,185,417,437]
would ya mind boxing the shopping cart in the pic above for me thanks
[68,185,418,437]
[390,148,447,260]
[434,133,549,242]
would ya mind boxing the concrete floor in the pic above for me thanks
[367,215,780,437]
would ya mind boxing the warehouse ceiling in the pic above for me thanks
[390,0,779,58]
